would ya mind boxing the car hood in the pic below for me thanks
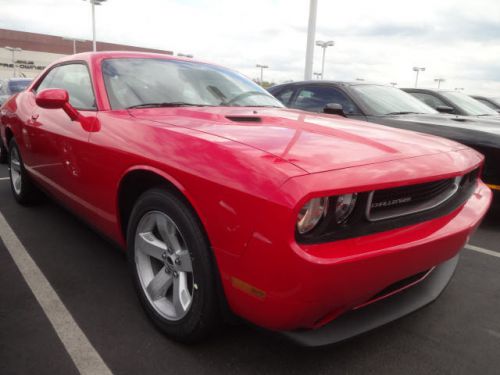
[131,107,468,174]
[369,113,500,148]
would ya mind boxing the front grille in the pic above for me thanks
[367,173,470,221]
[297,168,479,244]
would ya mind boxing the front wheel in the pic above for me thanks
[127,188,219,343]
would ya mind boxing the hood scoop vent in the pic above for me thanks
[225,116,262,123]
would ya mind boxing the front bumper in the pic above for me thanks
[217,181,491,337]
[283,253,459,346]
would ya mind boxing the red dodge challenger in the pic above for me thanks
[0,52,492,346]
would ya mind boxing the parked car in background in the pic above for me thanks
[402,88,500,119]
[0,78,32,162]
[0,52,491,345]
[471,95,500,113]
[268,81,500,202]
[0,78,32,105]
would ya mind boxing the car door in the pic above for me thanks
[288,85,364,118]
[28,63,98,215]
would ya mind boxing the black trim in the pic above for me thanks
[282,254,459,347]
[297,172,478,244]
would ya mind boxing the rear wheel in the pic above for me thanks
[127,188,219,343]
[0,142,7,164]
[9,139,38,205]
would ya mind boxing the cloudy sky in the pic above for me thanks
[1,0,500,94]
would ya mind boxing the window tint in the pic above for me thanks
[291,86,360,114]
[411,92,447,109]
[475,98,499,110]
[440,91,498,116]
[273,88,294,105]
[36,64,96,110]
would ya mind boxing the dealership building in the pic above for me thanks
[0,28,173,80]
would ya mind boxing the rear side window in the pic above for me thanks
[410,92,447,110]
[35,64,96,110]
[291,86,361,115]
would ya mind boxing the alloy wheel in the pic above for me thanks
[135,211,195,321]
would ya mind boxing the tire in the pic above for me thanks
[0,141,7,164]
[8,139,39,205]
[127,188,219,343]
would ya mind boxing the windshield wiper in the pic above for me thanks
[126,102,212,109]
[385,111,422,115]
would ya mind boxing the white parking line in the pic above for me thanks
[0,211,113,375]
[0,177,9,181]
[465,244,500,258]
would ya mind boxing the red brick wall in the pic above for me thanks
[0,28,173,55]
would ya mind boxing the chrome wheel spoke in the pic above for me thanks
[173,272,192,316]
[11,159,21,172]
[137,232,166,260]
[146,267,173,301]
[157,215,183,252]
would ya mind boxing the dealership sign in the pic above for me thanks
[0,60,46,71]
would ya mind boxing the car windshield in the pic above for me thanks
[440,91,498,116]
[8,79,31,94]
[102,58,284,110]
[349,84,437,116]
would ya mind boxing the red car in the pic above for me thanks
[0,52,491,346]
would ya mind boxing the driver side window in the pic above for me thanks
[291,86,361,115]
[35,64,96,110]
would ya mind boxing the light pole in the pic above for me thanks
[83,0,107,52]
[4,46,22,77]
[304,0,318,80]
[390,82,397,87]
[177,53,194,58]
[62,37,86,54]
[316,40,334,80]
[256,64,269,84]
[434,78,445,89]
[413,67,426,88]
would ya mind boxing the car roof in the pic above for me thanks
[270,80,389,90]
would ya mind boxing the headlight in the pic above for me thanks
[334,193,357,224]
[297,197,329,234]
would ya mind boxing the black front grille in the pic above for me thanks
[370,178,455,215]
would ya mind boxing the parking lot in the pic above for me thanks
[0,163,499,375]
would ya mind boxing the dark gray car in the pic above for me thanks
[268,81,500,202]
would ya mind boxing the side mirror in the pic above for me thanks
[323,103,346,117]
[436,105,455,114]
[35,89,80,121]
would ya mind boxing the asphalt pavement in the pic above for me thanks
[0,163,499,375]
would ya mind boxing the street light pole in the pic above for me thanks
[4,46,22,77]
[84,0,107,52]
[315,40,334,80]
[434,78,445,89]
[413,67,426,88]
[304,0,318,80]
[256,64,269,84]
